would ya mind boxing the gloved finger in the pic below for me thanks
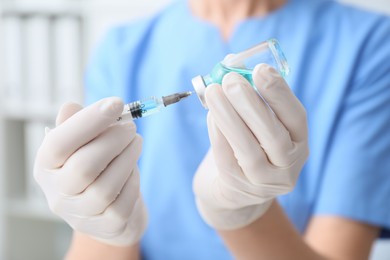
[209,113,302,192]
[221,72,294,167]
[205,83,270,173]
[207,113,244,179]
[80,167,142,237]
[58,122,136,195]
[207,114,272,206]
[252,64,308,143]
[57,135,142,216]
[207,113,263,192]
[93,195,148,246]
[222,53,245,68]
[63,168,140,239]
[43,102,83,136]
[56,102,83,126]
[193,149,220,209]
[38,97,124,169]
[116,195,148,246]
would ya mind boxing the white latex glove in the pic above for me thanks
[34,97,147,246]
[193,64,309,230]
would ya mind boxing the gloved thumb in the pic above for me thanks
[252,63,307,143]
[56,102,83,126]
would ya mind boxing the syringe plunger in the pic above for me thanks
[117,91,192,122]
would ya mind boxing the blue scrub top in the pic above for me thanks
[85,0,390,259]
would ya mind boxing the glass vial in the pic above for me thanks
[192,38,290,108]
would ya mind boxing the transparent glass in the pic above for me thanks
[118,96,164,121]
[192,38,290,108]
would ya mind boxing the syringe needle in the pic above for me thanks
[162,91,193,106]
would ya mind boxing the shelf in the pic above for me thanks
[6,199,64,222]
[0,1,168,259]
[1,0,83,17]
[2,101,58,121]
[0,0,169,17]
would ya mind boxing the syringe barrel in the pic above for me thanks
[117,96,164,121]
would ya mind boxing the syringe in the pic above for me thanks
[117,91,192,122]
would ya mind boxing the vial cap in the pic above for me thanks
[191,75,208,109]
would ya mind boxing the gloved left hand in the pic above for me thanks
[34,98,147,246]
[193,64,309,230]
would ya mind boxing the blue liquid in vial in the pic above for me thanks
[203,63,255,87]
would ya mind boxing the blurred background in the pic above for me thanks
[0,0,389,259]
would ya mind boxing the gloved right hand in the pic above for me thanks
[34,97,147,246]
[193,65,309,230]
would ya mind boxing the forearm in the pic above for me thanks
[218,201,324,260]
[66,231,140,260]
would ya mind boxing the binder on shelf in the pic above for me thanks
[24,121,47,205]
[25,15,52,109]
[3,15,25,105]
[53,16,83,105]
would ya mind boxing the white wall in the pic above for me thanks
[341,0,390,13]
